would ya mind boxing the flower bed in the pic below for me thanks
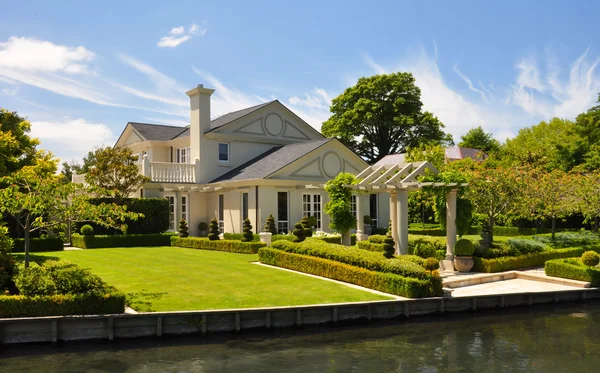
[171,236,266,254]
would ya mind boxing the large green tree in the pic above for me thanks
[322,73,451,164]
[458,126,501,154]
[0,108,47,177]
[85,146,150,201]
[574,94,600,171]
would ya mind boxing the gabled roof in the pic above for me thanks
[206,101,275,133]
[129,122,188,141]
[211,138,333,183]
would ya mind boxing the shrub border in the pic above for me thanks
[171,236,266,254]
[473,247,585,273]
[71,233,175,249]
[545,259,600,286]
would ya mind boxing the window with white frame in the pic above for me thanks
[165,195,176,231]
[176,147,191,164]
[218,194,224,233]
[181,195,188,222]
[369,194,378,227]
[241,192,249,222]
[302,194,322,230]
[218,143,229,163]
[277,191,289,233]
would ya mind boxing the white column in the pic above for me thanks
[142,154,151,178]
[397,190,409,255]
[445,189,458,260]
[355,194,367,241]
[194,158,200,184]
[390,192,399,255]
[175,191,182,227]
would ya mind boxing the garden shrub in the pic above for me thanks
[532,232,600,248]
[383,235,395,259]
[408,227,446,236]
[357,241,385,252]
[581,251,600,267]
[178,219,189,238]
[12,237,64,252]
[423,257,440,271]
[224,232,260,241]
[413,241,437,259]
[80,224,94,235]
[270,239,429,279]
[472,247,585,273]
[408,235,446,254]
[263,214,277,234]
[272,234,296,242]
[0,293,126,318]
[292,221,305,242]
[301,216,313,238]
[314,234,356,246]
[545,258,600,286]
[241,218,254,242]
[171,236,266,254]
[71,233,175,249]
[506,238,548,255]
[208,218,220,241]
[259,248,443,298]
[454,239,475,256]
[368,234,387,244]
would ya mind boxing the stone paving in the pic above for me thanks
[449,278,578,297]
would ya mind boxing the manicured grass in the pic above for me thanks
[27,247,391,312]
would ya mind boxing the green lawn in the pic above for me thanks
[30,247,391,312]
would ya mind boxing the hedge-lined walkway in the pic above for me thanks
[32,247,391,312]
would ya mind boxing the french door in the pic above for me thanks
[302,194,322,230]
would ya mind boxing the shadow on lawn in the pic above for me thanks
[127,291,168,312]
[11,253,61,263]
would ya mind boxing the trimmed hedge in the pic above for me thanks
[0,293,126,317]
[72,233,175,249]
[224,232,260,241]
[271,239,428,279]
[408,228,446,236]
[171,236,266,254]
[545,258,600,286]
[357,241,385,252]
[408,235,446,254]
[472,247,585,273]
[259,248,443,298]
[315,235,357,246]
[12,237,64,252]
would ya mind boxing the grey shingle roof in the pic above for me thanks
[129,122,188,141]
[206,101,275,133]
[211,138,333,183]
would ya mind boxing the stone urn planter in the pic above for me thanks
[454,256,474,272]
[453,238,476,273]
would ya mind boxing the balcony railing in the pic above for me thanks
[148,161,196,183]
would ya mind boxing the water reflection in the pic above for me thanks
[1,301,600,373]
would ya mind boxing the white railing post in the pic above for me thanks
[194,158,200,183]
[142,155,151,177]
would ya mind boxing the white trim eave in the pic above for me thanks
[205,132,304,145]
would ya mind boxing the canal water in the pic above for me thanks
[2,301,600,372]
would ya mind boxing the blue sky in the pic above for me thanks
[1,1,599,163]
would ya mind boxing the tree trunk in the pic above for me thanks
[489,215,494,244]
[593,217,599,233]
[341,230,351,246]
[551,216,556,240]
[24,228,30,268]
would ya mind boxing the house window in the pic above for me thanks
[218,194,224,233]
[369,194,378,228]
[241,192,249,222]
[302,194,322,230]
[165,196,176,231]
[218,143,229,163]
[351,195,357,221]
[277,191,289,233]
[181,195,188,222]
[176,147,190,164]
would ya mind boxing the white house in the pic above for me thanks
[106,84,378,236]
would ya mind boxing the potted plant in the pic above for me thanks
[453,239,475,272]
[363,215,372,235]
[198,222,208,237]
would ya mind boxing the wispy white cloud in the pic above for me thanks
[453,64,488,102]
[157,23,207,48]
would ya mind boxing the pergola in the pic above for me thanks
[349,161,468,260]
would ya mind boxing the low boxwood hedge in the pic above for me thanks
[472,247,585,273]
[171,236,266,254]
[314,235,357,246]
[0,292,126,317]
[12,237,64,252]
[258,248,443,298]
[545,258,600,286]
[223,232,297,242]
[357,241,385,252]
[72,233,175,249]
[271,239,428,279]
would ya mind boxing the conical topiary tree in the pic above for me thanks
[208,218,220,241]
[383,234,395,259]
[178,218,189,237]
[242,218,254,242]
[263,214,276,234]
[301,215,312,237]
[292,221,305,242]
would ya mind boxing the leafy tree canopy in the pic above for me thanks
[458,126,501,154]
[322,73,451,164]
[60,149,98,183]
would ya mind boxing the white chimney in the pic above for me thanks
[186,84,214,181]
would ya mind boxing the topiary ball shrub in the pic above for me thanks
[208,218,220,241]
[383,234,395,259]
[413,241,437,259]
[582,251,600,267]
[454,239,475,257]
[292,222,305,243]
[241,218,254,242]
[423,257,440,271]
[178,219,189,238]
[80,225,94,236]
[301,216,313,237]
[263,214,277,234]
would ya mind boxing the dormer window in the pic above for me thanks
[218,143,230,163]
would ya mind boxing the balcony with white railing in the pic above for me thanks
[140,155,199,183]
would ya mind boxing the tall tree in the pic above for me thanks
[0,108,46,177]
[322,73,450,164]
[84,146,150,201]
[574,94,600,171]
[573,170,600,232]
[458,126,501,153]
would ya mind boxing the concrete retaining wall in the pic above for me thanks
[2,289,599,345]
